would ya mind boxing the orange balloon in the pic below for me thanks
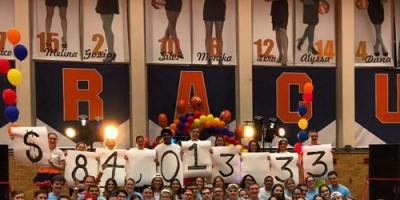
[318,2,329,14]
[7,28,21,45]
[303,82,314,93]
[204,121,211,128]
[177,99,186,113]
[7,123,19,137]
[170,123,177,131]
[174,119,180,124]
[355,0,368,10]
[158,113,168,128]
[190,96,202,110]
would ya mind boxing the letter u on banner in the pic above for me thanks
[182,141,212,178]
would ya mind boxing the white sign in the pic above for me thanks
[97,148,127,187]
[156,144,183,184]
[302,144,333,179]
[11,127,51,166]
[240,152,270,185]
[65,150,99,187]
[270,152,299,184]
[126,148,157,186]
[212,146,241,183]
[182,141,212,178]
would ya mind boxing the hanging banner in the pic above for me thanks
[82,0,129,63]
[0,0,15,59]
[35,62,131,148]
[182,141,212,178]
[252,0,295,66]
[32,0,81,61]
[395,0,400,66]
[192,0,237,65]
[354,0,393,66]
[269,152,299,184]
[11,127,51,166]
[97,148,127,187]
[145,0,191,64]
[155,143,184,184]
[240,152,270,185]
[294,0,336,66]
[211,146,241,183]
[64,150,99,187]
[302,144,333,180]
[126,148,157,187]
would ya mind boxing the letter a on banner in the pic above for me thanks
[375,74,400,123]
[276,73,312,123]
[63,68,104,120]
[175,71,210,119]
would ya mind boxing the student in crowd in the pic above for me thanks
[247,183,261,200]
[270,184,285,200]
[291,187,303,200]
[238,188,248,200]
[48,175,66,200]
[103,178,118,199]
[313,195,325,200]
[34,190,48,200]
[240,174,256,192]
[212,176,226,190]
[11,190,24,200]
[327,171,351,199]
[305,176,318,200]
[226,184,240,200]
[259,176,274,200]
[161,188,174,200]
[212,187,225,200]
[182,188,193,200]
[170,179,183,200]
[318,184,331,200]
[201,188,212,200]
[329,192,344,200]
[142,187,154,200]
[151,175,164,200]
[194,177,205,200]
[284,178,296,199]
[125,178,143,200]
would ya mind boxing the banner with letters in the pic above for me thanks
[252,0,295,66]
[11,127,50,166]
[64,150,99,187]
[35,62,130,148]
[355,68,400,146]
[354,0,394,67]
[97,148,127,187]
[240,152,270,185]
[82,0,129,63]
[147,65,236,142]
[126,148,157,187]
[302,144,333,180]
[182,141,212,178]
[211,146,241,183]
[253,67,336,146]
[294,0,336,66]
[32,0,81,61]
[0,0,15,59]
[270,152,299,184]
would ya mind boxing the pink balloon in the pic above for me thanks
[303,92,313,103]
[0,59,10,74]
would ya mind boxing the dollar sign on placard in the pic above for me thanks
[23,131,43,163]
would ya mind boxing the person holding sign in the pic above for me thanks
[248,140,261,152]
[45,0,68,50]
[33,133,65,190]
[267,0,289,66]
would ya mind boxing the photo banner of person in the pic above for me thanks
[145,0,192,64]
[0,0,15,59]
[294,0,336,66]
[396,0,400,67]
[32,0,81,61]
[147,65,236,143]
[252,0,294,66]
[82,0,129,63]
[35,61,131,148]
[253,67,336,146]
[354,0,393,67]
[192,0,237,65]
[355,68,400,147]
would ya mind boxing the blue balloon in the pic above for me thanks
[177,122,185,130]
[298,104,307,116]
[14,44,28,61]
[5,106,19,122]
[297,131,308,142]
[179,115,187,123]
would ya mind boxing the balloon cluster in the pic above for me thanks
[157,96,238,144]
[1,28,28,126]
[294,82,314,154]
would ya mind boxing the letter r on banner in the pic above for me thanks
[375,74,400,123]
[276,73,312,123]
[63,68,104,121]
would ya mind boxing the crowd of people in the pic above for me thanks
[9,128,353,200]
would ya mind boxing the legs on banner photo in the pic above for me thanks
[100,14,116,63]
[161,9,183,59]
[204,21,224,65]
[45,3,68,51]
[275,27,288,66]
[297,25,318,55]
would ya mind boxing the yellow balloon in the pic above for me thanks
[7,69,22,86]
[298,118,308,130]
[193,119,201,127]
[199,115,207,123]
[207,114,214,121]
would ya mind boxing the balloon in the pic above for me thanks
[294,142,303,154]
[2,89,17,105]
[298,104,307,116]
[219,110,232,123]
[298,118,308,130]
[7,69,22,86]
[204,121,211,128]
[193,119,201,127]
[158,113,168,128]
[190,96,202,110]
[179,115,187,123]
[184,122,191,130]
[303,92,313,103]
[303,82,314,93]
[194,111,202,119]
[177,99,186,113]
[7,123,19,137]
[199,115,207,123]
[6,28,21,45]
[236,126,244,138]
[207,114,214,121]
[5,106,19,122]
[355,0,368,10]
[178,122,185,130]
[187,116,194,123]
[218,121,225,128]
[0,59,10,74]
[297,131,309,142]
[170,123,177,131]
[14,44,28,61]
[318,1,330,14]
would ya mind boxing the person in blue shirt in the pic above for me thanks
[305,176,318,200]
[327,171,351,199]
[48,175,66,200]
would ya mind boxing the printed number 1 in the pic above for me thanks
[315,40,335,58]
[254,39,274,59]
[187,143,206,170]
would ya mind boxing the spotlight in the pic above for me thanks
[104,125,119,140]
[278,128,286,137]
[244,121,255,139]
[65,127,76,138]
[79,115,88,126]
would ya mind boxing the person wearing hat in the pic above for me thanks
[330,191,344,200]
[226,184,240,200]
[277,138,289,153]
